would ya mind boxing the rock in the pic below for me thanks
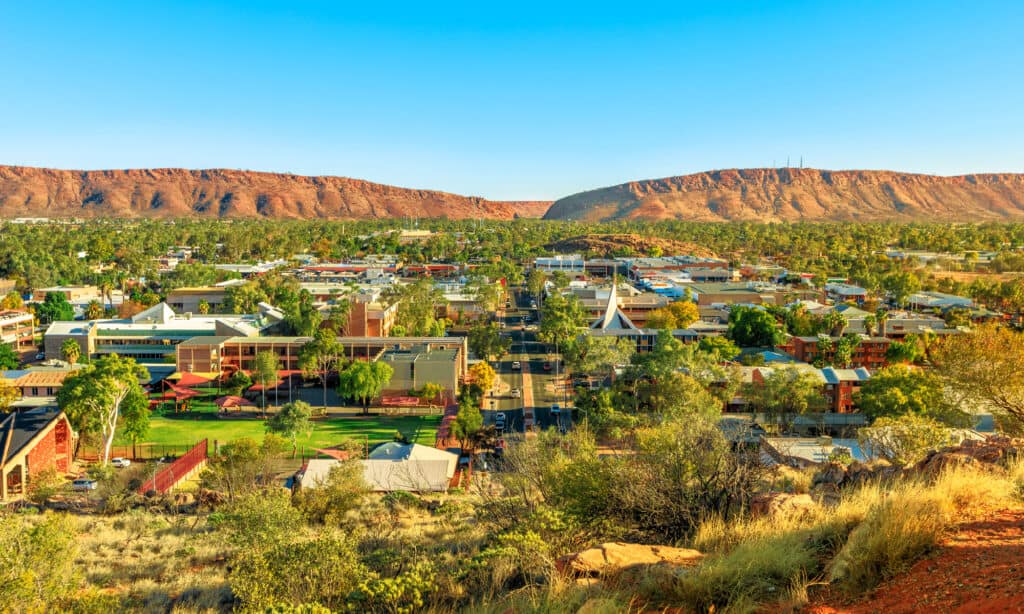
[173,492,195,506]
[811,462,847,489]
[558,542,703,577]
[917,452,977,476]
[750,493,817,518]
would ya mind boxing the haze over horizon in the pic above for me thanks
[3,1,1023,201]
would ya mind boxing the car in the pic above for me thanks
[550,404,561,415]
[111,457,131,468]
[71,478,98,491]
[510,388,521,398]
[34,352,45,361]
[543,362,552,371]
[530,300,537,308]
[494,412,506,425]
[511,361,521,370]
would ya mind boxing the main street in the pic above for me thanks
[483,288,573,436]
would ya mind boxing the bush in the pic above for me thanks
[0,512,81,610]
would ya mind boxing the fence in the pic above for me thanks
[137,439,209,495]
[77,442,205,462]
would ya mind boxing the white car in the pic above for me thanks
[511,361,521,370]
[71,478,98,491]
[510,388,521,398]
[111,457,131,468]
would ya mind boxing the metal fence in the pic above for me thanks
[137,439,209,494]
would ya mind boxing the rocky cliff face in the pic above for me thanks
[543,168,1024,222]
[0,166,551,220]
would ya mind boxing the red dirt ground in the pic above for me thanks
[807,507,1024,614]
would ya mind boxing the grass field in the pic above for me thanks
[116,412,441,450]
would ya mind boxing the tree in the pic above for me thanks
[451,394,483,451]
[0,379,18,413]
[538,292,588,352]
[0,344,19,370]
[821,311,848,337]
[466,273,504,313]
[253,350,280,415]
[856,364,969,426]
[384,278,448,337]
[225,370,253,396]
[697,336,741,361]
[337,360,394,415]
[84,299,105,320]
[468,361,497,394]
[1,291,23,310]
[266,400,314,457]
[298,328,344,408]
[742,366,828,432]
[0,513,80,610]
[415,382,444,406]
[60,338,81,366]
[526,268,547,301]
[882,271,921,307]
[57,354,149,464]
[35,292,74,324]
[832,333,861,368]
[646,300,700,330]
[292,459,369,525]
[728,306,782,347]
[885,335,925,364]
[197,299,211,315]
[201,435,288,502]
[324,299,352,334]
[858,414,956,466]
[932,324,1024,424]
[564,334,635,374]
[467,321,511,360]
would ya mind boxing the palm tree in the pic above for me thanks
[60,338,81,366]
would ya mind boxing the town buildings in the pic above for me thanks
[0,408,76,501]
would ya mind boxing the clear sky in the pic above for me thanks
[2,1,1023,200]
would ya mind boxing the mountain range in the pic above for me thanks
[4,165,1024,222]
[0,166,550,220]
[543,168,1024,222]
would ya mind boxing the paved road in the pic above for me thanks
[483,288,574,435]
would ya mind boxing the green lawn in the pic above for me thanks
[118,413,441,450]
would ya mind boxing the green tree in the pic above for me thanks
[0,379,18,413]
[57,354,149,464]
[564,334,635,374]
[298,328,344,408]
[728,306,783,347]
[337,360,394,415]
[35,292,75,324]
[858,414,956,466]
[0,343,19,370]
[384,278,448,336]
[882,271,921,308]
[526,268,547,301]
[885,335,925,364]
[416,382,444,406]
[293,458,368,525]
[932,324,1024,423]
[538,292,588,352]
[225,370,253,396]
[200,435,287,502]
[451,394,484,451]
[856,364,969,426]
[266,400,314,457]
[742,366,828,432]
[254,350,280,415]
[697,336,741,361]
[84,299,105,320]
[467,321,511,360]
[60,338,81,366]
[197,299,211,314]
[0,513,80,610]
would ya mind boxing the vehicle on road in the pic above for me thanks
[530,300,537,309]
[543,362,552,371]
[34,352,45,361]
[111,457,131,468]
[511,361,521,370]
[71,478,98,491]
[510,388,521,398]
[550,404,561,414]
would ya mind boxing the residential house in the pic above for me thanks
[0,408,76,501]
[295,443,459,493]
[825,283,868,305]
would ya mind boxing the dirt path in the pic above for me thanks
[808,507,1024,614]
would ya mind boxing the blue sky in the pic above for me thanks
[2,1,1022,200]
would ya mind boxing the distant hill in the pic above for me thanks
[543,168,1024,222]
[0,166,551,220]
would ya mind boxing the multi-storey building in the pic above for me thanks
[0,310,34,352]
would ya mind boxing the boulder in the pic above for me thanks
[750,492,816,518]
[559,542,703,577]
[916,451,977,476]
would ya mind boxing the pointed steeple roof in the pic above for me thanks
[591,277,638,331]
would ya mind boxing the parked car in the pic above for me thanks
[494,412,506,425]
[71,478,98,491]
[34,352,45,361]
[111,457,131,468]
[550,404,561,415]
[510,388,521,398]
[543,362,552,371]
[511,361,521,370]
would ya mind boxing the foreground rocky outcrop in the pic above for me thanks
[558,542,704,577]
[544,168,1024,222]
[0,166,552,220]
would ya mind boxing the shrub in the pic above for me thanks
[0,512,81,610]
